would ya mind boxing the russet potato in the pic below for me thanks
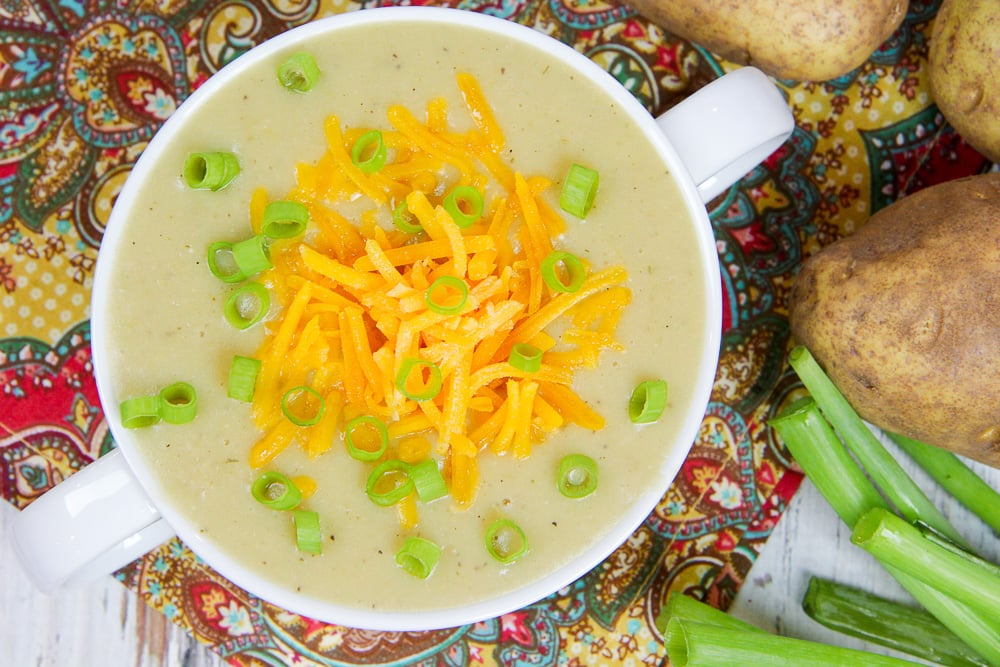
[623,0,907,81]
[789,174,1000,468]
[929,0,1000,162]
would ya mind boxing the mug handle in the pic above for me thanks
[656,66,794,203]
[8,449,173,592]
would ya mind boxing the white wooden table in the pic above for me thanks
[3,436,998,666]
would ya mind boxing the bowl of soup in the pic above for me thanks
[11,5,792,631]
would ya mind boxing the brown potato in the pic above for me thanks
[929,0,1000,162]
[789,174,1000,468]
[623,0,907,81]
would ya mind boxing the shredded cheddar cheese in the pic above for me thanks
[247,73,630,516]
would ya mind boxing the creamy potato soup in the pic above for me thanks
[98,14,710,619]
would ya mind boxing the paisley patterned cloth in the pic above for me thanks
[1,0,993,664]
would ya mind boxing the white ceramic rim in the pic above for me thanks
[91,5,722,631]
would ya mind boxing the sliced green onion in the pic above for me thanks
[158,382,197,424]
[345,415,388,461]
[425,275,469,315]
[277,52,320,93]
[508,343,542,373]
[227,355,261,402]
[557,454,598,498]
[207,241,246,283]
[443,186,484,228]
[281,385,325,426]
[262,200,309,239]
[350,130,388,174]
[540,251,586,294]
[392,201,422,234]
[628,379,668,424]
[365,459,414,506]
[119,395,161,429]
[231,235,272,276]
[293,509,322,554]
[484,518,528,564]
[559,163,599,218]
[802,577,990,667]
[251,471,302,510]
[223,282,270,329]
[410,458,447,502]
[183,151,240,191]
[395,358,443,402]
[395,536,442,579]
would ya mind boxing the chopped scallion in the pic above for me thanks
[540,251,586,293]
[410,458,447,503]
[223,282,270,329]
[395,536,442,579]
[183,151,240,191]
[559,163,598,218]
[293,509,322,554]
[206,241,245,283]
[262,200,309,239]
[443,185,484,228]
[158,382,197,424]
[277,52,320,93]
[508,343,542,373]
[119,395,161,429]
[395,357,443,402]
[392,200,422,234]
[628,379,667,424]
[365,459,414,506]
[344,415,388,461]
[227,355,261,402]
[251,471,302,510]
[281,385,325,427]
[557,454,598,498]
[350,130,388,174]
[231,234,272,277]
[484,518,528,564]
[425,275,469,315]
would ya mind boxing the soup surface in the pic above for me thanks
[97,12,710,621]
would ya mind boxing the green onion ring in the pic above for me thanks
[206,241,246,283]
[508,343,543,373]
[540,251,587,294]
[628,379,668,424]
[223,282,270,330]
[293,509,322,554]
[262,200,309,240]
[559,163,599,218]
[281,385,325,427]
[557,454,599,498]
[392,201,422,234]
[425,275,469,315]
[442,185,484,228]
[410,458,448,503]
[158,382,198,424]
[484,518,529,564]
[365,459,414,506]
[231,235,272,277]
[395,536,442,579]
[344,415,389,461]
[395,358,443,402]
[119,395,161,429]
[183,151,240,191]
[228,355,262,402]
[277,52,321,93]
[251,471,302,510]
[350,130,388,174]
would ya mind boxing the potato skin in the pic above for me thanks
[929,0,1000,162]
[623,0,906,81]
[789,174,1000,468]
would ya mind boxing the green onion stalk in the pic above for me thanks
[803,577,990,667]
[770,396,1000,665]
[889,432,1000,537]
